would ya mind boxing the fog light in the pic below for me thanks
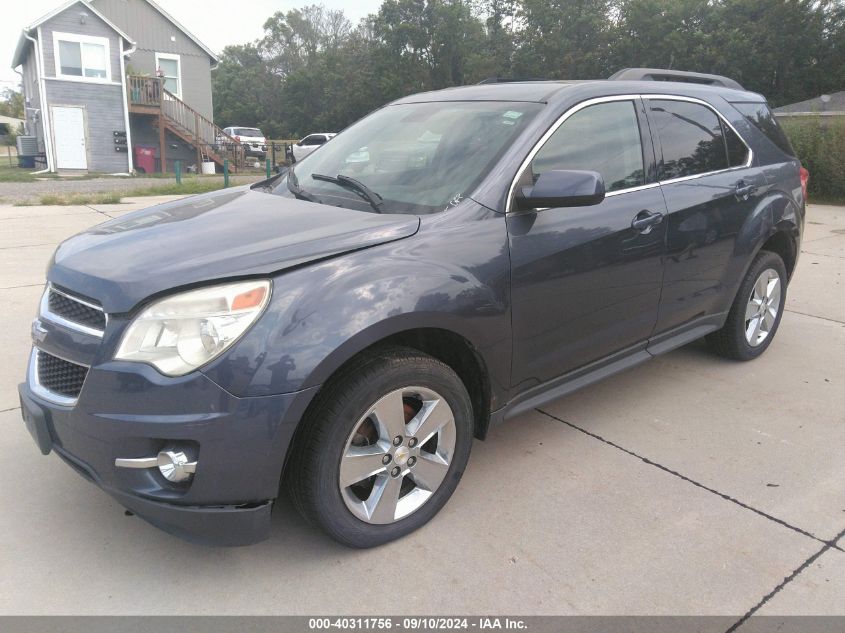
[115,446,198,483]
[157,449,197,483]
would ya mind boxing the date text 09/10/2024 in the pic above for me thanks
[308,618,528,630]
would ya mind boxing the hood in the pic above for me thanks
[48,188,420,313]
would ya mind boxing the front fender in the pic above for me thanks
[200,203,512,407]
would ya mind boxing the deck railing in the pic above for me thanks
[127,76,244,168]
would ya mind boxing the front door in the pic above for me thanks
[52,106,87,170]
[508,97,667,394]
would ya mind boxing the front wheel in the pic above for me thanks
[707,250,788,360]
[286,347,473,547]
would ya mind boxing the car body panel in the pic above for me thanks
[200,198,513,406]
[48,188,420,313]
[507,186,668,392]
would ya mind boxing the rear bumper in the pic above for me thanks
[18,361,318,546]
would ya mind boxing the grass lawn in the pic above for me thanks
[14,178,230,206]
[0,164,53,183]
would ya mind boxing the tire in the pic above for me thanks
[707,250,788,361]
[286,346,473,548]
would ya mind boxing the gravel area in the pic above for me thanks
[0,174,263,203]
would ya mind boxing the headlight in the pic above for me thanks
[115,280,271,376]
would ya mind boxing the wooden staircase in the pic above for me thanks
[127,76,244,172]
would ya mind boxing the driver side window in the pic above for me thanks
[531,100,646,193]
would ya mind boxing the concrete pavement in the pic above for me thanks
[0,199,842,618]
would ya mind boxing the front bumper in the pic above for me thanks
[19,353,318,546]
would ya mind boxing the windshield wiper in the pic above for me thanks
[312,173,384,213]
[286,166,319,202]
[251,168,287,192]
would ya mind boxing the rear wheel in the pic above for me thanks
[707,250,787,360]
[287,346,473,547]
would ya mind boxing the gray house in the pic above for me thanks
[773,91,845,119]
[11,0,240,174]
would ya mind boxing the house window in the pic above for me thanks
[155,53,181,98]
[53,33,110,81]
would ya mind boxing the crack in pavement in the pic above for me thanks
[535,409,838,549]
[725,525,845,632]
[784,309,845,326]
[0,242,55,251]
[0,406,20,413]
[84,205,116,219]
[0,283,43,291]
[537,408,845,627]
[802,250,844,260]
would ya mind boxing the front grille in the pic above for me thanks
[36,351,88,399]
[47,287,106,332]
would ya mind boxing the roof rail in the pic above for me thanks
[477,76,548,84]
[609,68,744,91]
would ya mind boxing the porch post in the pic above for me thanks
[158,112,167,173]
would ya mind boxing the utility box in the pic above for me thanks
[16,135,37,157]
[134,145,156,174]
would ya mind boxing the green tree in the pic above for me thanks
[513,0,617,79]
[0,89,24,119]
[212,44,285,136]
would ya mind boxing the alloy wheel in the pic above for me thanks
[339,386,456,524]
[744,268,781,347]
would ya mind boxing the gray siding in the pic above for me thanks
[92,0,215,120]
[20,53,46,153]
[40,3,123,81]
[45,81,128,172]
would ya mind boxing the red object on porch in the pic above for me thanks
[134,145,156,174]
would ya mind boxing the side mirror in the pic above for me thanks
[515,169,605,211]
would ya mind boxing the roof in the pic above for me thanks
[11,0,218,70]
[394,81,587,104]
[393,79,759,106]
[11,0,134,69]
[136,0,218,64]
[774,91,845,115]
[0,114,25,126]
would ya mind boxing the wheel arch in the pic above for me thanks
[279,325,495,487]
[729,190,801,306]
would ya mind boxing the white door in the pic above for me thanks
[52,106,87,170]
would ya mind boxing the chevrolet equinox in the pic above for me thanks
[20,68,807,547]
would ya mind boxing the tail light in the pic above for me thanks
[799,166,810,201]
[235,136,241,142]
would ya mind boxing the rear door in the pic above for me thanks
[508,97,668,393]
[645,97,766,346]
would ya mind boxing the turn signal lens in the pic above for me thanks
[232,286,267,310]
[799,166,810,201]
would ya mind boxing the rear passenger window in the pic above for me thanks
[732,102,796,157]
[531,100,645,193]
[649,100,729,179]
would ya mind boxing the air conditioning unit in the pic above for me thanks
[16,135,38,156]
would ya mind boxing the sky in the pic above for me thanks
[0,0,384,89]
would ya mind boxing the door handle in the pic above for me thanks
[631,210,663,233]
[735,180,757,199]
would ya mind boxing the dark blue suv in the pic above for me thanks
[20,69,806,547]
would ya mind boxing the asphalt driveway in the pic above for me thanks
[0,198,842,620]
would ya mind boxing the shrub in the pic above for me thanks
[779,116,845,200]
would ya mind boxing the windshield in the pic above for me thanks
[275,101,543,214]
[234,128,263,137]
